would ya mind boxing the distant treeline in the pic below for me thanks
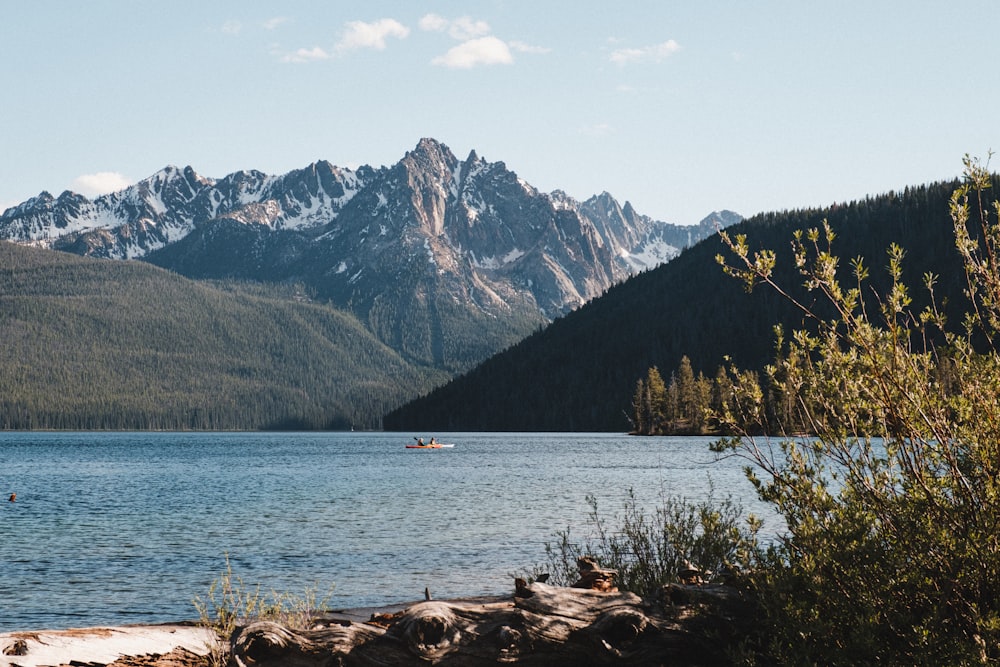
[629,357,728,435]
[629,348,967,437]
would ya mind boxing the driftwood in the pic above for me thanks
[230,578,747,666]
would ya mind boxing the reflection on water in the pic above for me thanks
[0,431,776,631]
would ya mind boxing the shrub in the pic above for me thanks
[714,156,1000,664]
[539,488,760,600]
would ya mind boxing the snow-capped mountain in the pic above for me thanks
[0,138,739,371]
[0,162,371,258]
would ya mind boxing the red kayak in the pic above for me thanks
[405,443,455,448]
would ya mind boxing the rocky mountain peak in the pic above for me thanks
[181,165,215,191]
[395,139,462,236]
[140,165,192,192]
[3,193,40,217]
[406,138,458,174]
[698,210,743,229]
[594,191,617,207]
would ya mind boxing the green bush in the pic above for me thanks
[714,156,1000,664]
[538,488,760,600]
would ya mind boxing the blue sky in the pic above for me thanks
[2,1,998,225]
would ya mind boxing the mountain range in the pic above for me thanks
[1,145,982,433]
[1,138,740,374]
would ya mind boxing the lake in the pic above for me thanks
[0,431,775,631]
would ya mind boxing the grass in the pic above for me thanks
[192,554,335,666]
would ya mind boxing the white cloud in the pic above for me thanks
[335,18,410,53]
[262,17,290,31]
[610,39,681,65]
[418,13,449,33]
[280,46,330,64]
[419,13,491,41]
[448,16,491,41]
[509,41,551,55]
[71,172,133,197]
[432,36,513,69]
[221,20,242,35]
[418,13,545,68]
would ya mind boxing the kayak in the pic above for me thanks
[405,443,455,449]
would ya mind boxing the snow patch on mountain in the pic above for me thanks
[424,238,437,266]
[620,237,682,272]
[472,246,525,270]
[504,248,525,263]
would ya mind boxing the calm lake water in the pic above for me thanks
[0,431,775,631]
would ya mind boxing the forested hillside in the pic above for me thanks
[384,178,982,431]
[0,243,447,430]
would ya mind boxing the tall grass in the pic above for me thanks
[192,554,335,666]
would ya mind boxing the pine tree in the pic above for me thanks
[631,377,648,434]
[645,366,667,434]
[673,355,696,427]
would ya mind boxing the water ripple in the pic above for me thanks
[0,431,773,631]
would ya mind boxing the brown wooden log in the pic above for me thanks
[229,581,746,666]
[231,620,386,667]
[517,581,642,622]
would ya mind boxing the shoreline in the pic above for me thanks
[0,595,509,667]
[1,584,749,665]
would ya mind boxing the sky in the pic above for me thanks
[2,1,998,226]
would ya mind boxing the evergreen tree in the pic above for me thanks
[665,371,680,430]
[676,355,697,424]
[693,372,712,431]
[631,366,667,434]
[645,366,667,433]
[631,377,648,434]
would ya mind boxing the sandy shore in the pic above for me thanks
[0,624,214,667]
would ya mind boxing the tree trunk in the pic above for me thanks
[230,581,746,666]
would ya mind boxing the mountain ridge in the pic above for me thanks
[1,139,740,373]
